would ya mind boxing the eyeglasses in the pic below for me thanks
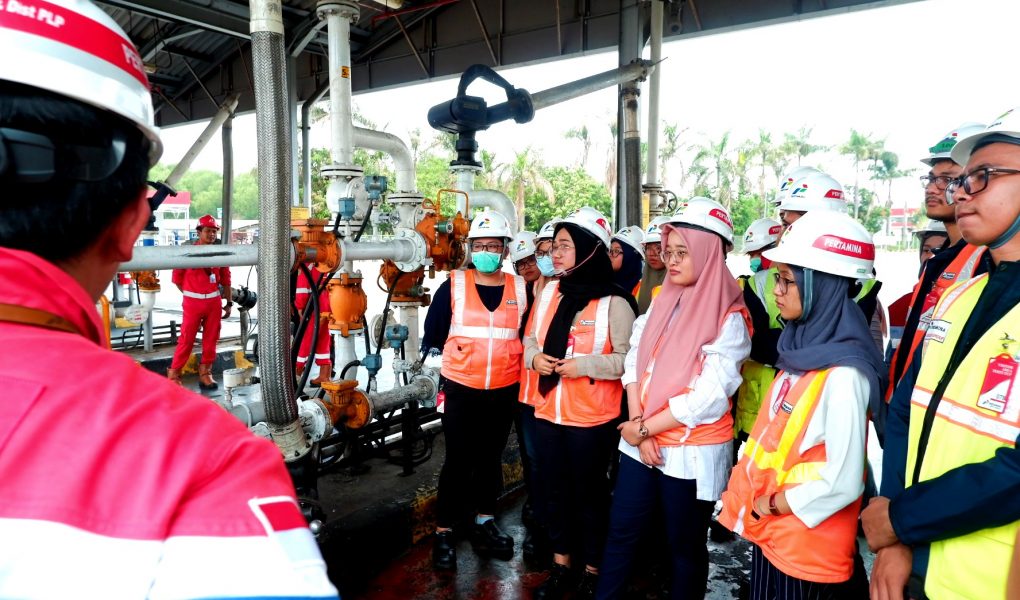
[551,243,575,255]
[470,242,505,253]
[947,167,1020,197]
[659,249,688,263]
[535,240,552,258]
[645,243,662,255]
[515,256,538,268]
[608,248,624,258]
[920,174,955,191]
[773,272,797,294]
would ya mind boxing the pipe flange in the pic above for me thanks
[316,0,359,20]
[269,420,312,462]
[298,398,333,443]
[320,163,363,180]
[387,192,425,205]
[392,227,429,273]
[412,368,440,408]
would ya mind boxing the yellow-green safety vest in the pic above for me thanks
[905,273,1020,600]
[734,268,782,436]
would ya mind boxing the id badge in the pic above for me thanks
[977,353,1017,414]
[209,273,217,283]
[436,390,446,414]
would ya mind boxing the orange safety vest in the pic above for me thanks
[518,287,542,407]
[526,281,622,426]
[638,306,750,447]
[719,369,861,584]
[886,244,986,401]
[441,269,527,390]
[631,280,641,298]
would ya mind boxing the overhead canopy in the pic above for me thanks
[96,0,920,128]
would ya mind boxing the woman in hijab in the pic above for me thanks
[610,226,645,299]
[719,211,884,600]
[596,198,752,600]
[524,207,637,600]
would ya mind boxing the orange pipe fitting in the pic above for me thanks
[320,379,371,428]
[326,272,367,337]
[130,270,161,292]
[292,217,341,272]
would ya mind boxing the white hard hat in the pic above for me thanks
[921,123,986,166]
[0,0,163,165]
[536,219,560,242]
[612,225,645,259]
[509,230,538,262]
[771,166,820,205]
[667,196,734,245]
[742,218,783,253]
[779,170,847,213]
[643,215,672,245]
[468,210,513,240]
[913,219,948,240]
[951,108,1020,165]
[559,206,613,247]
[764,210,875,280]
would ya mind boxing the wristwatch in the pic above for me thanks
[638,422,649,438]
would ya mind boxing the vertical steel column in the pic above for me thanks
[221,115,234,242]
[616,0,644,228]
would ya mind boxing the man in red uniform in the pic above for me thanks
[0,1,337,596]
[168,214,233,389]
[295,265,332,386]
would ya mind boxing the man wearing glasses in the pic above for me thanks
[886,123,992,400]
[865,112,1020,600]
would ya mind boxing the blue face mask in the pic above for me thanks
[536,255,556,277]
[749,257,763,273]
[472,251,502,274]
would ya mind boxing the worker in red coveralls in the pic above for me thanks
[295,265,332,386]
[168,214,232,390]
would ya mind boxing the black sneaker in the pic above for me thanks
[471,519,514,560]
[575,569,598,599]
[523,528,551,568]
[432,530,456,570]
[709,518,735,543]
[534,563,575,600]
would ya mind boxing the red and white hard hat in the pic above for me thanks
[197,214,220,230]
[560,206,613,247]
[764,210,875,280]
[771,166,820,206]
[667,196,734,245]
[642,215,672,245]
[742,218,782,253]
[921,122,986,166]
[612,225,645,259]
[779,170,847,213]
[0,0,163,164]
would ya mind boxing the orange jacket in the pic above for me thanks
[441,269,526,390]
[719,369,861,583]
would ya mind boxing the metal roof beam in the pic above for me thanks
[97,0,253,39]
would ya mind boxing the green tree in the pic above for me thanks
[691,132,736,208]
[730,194,767,241]
[781,126,826,166]
[564,125,592,169]
[415,154,456,216]
[523,166,612,230]
[659,122,688,188]
[870,150,915,242]
[496,147,554,228]
[840,129,884,219]
[847,186,886,234]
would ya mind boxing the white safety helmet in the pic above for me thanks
[559,206,613,247]
[913,219,948,241]
[0,0,163,164]
[508,230,538,262]
[667,196,734,245]
[468,210,513,240]
[536,219,560,242]
[742,218,783,253]
[779,170,847,213]
[921,122,987,166]
[772,166,820,205]
[612,225,645,259]
[643,215,672,245]
[951,108,1020,166]
[764,210,875,280]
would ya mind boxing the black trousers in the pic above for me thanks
[749,543,869,600]
[534,417,618,568]
[435,380,518,528]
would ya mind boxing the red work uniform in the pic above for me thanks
[295,265,331,372]
[171,262,230,369]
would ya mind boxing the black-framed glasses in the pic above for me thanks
[773,272,797,294]
[920,174,955,191]
[470,242,505,253]
[515,256,538,268]
[535,240,553,258]
[947,167,1020,196]
[608,248,624,258]
[660,249,688,263]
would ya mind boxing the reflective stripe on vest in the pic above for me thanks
[753,267,783,330]
[519,281,559,407]
[182,291,221,300]
[719,369,862,583]
[529,285,621,426]
[735,269,782,435]
[905,273,1020,600]
[441,269,526,390]
[886,244,987,401]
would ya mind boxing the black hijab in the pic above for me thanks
[539,223,638,396]
[612,242,644,295]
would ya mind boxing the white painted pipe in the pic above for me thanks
[646,0,663,187]
[334,333,358,381]
[325,5,356,166]
[340,238,418,262]
[353,127,416,193]
[166,94,240,188]
[398,305,420,363]
[470,189,519,233]
[120,244,268,271]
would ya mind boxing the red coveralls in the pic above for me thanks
[171,263,230,369]
[295,265,331,371]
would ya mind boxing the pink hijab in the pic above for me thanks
[637,224,746,419]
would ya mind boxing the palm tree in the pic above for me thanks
[564,125,592,169]
[691,132,736,208]
[604,121,618,199]
[840,129,883,219]
[749,129,783,207]
[496,147,555,227]
[659,122,688,188]
[870,150,915,243]
[781,126,827,166]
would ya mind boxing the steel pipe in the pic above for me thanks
[353,127,417,193]
[530,60,652,112]
[322,2,359,167]
[645,0,663,188]
[119,243,272,271]
[340,238,419,262]
[367,377,435,416]
[166,94,240,188]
